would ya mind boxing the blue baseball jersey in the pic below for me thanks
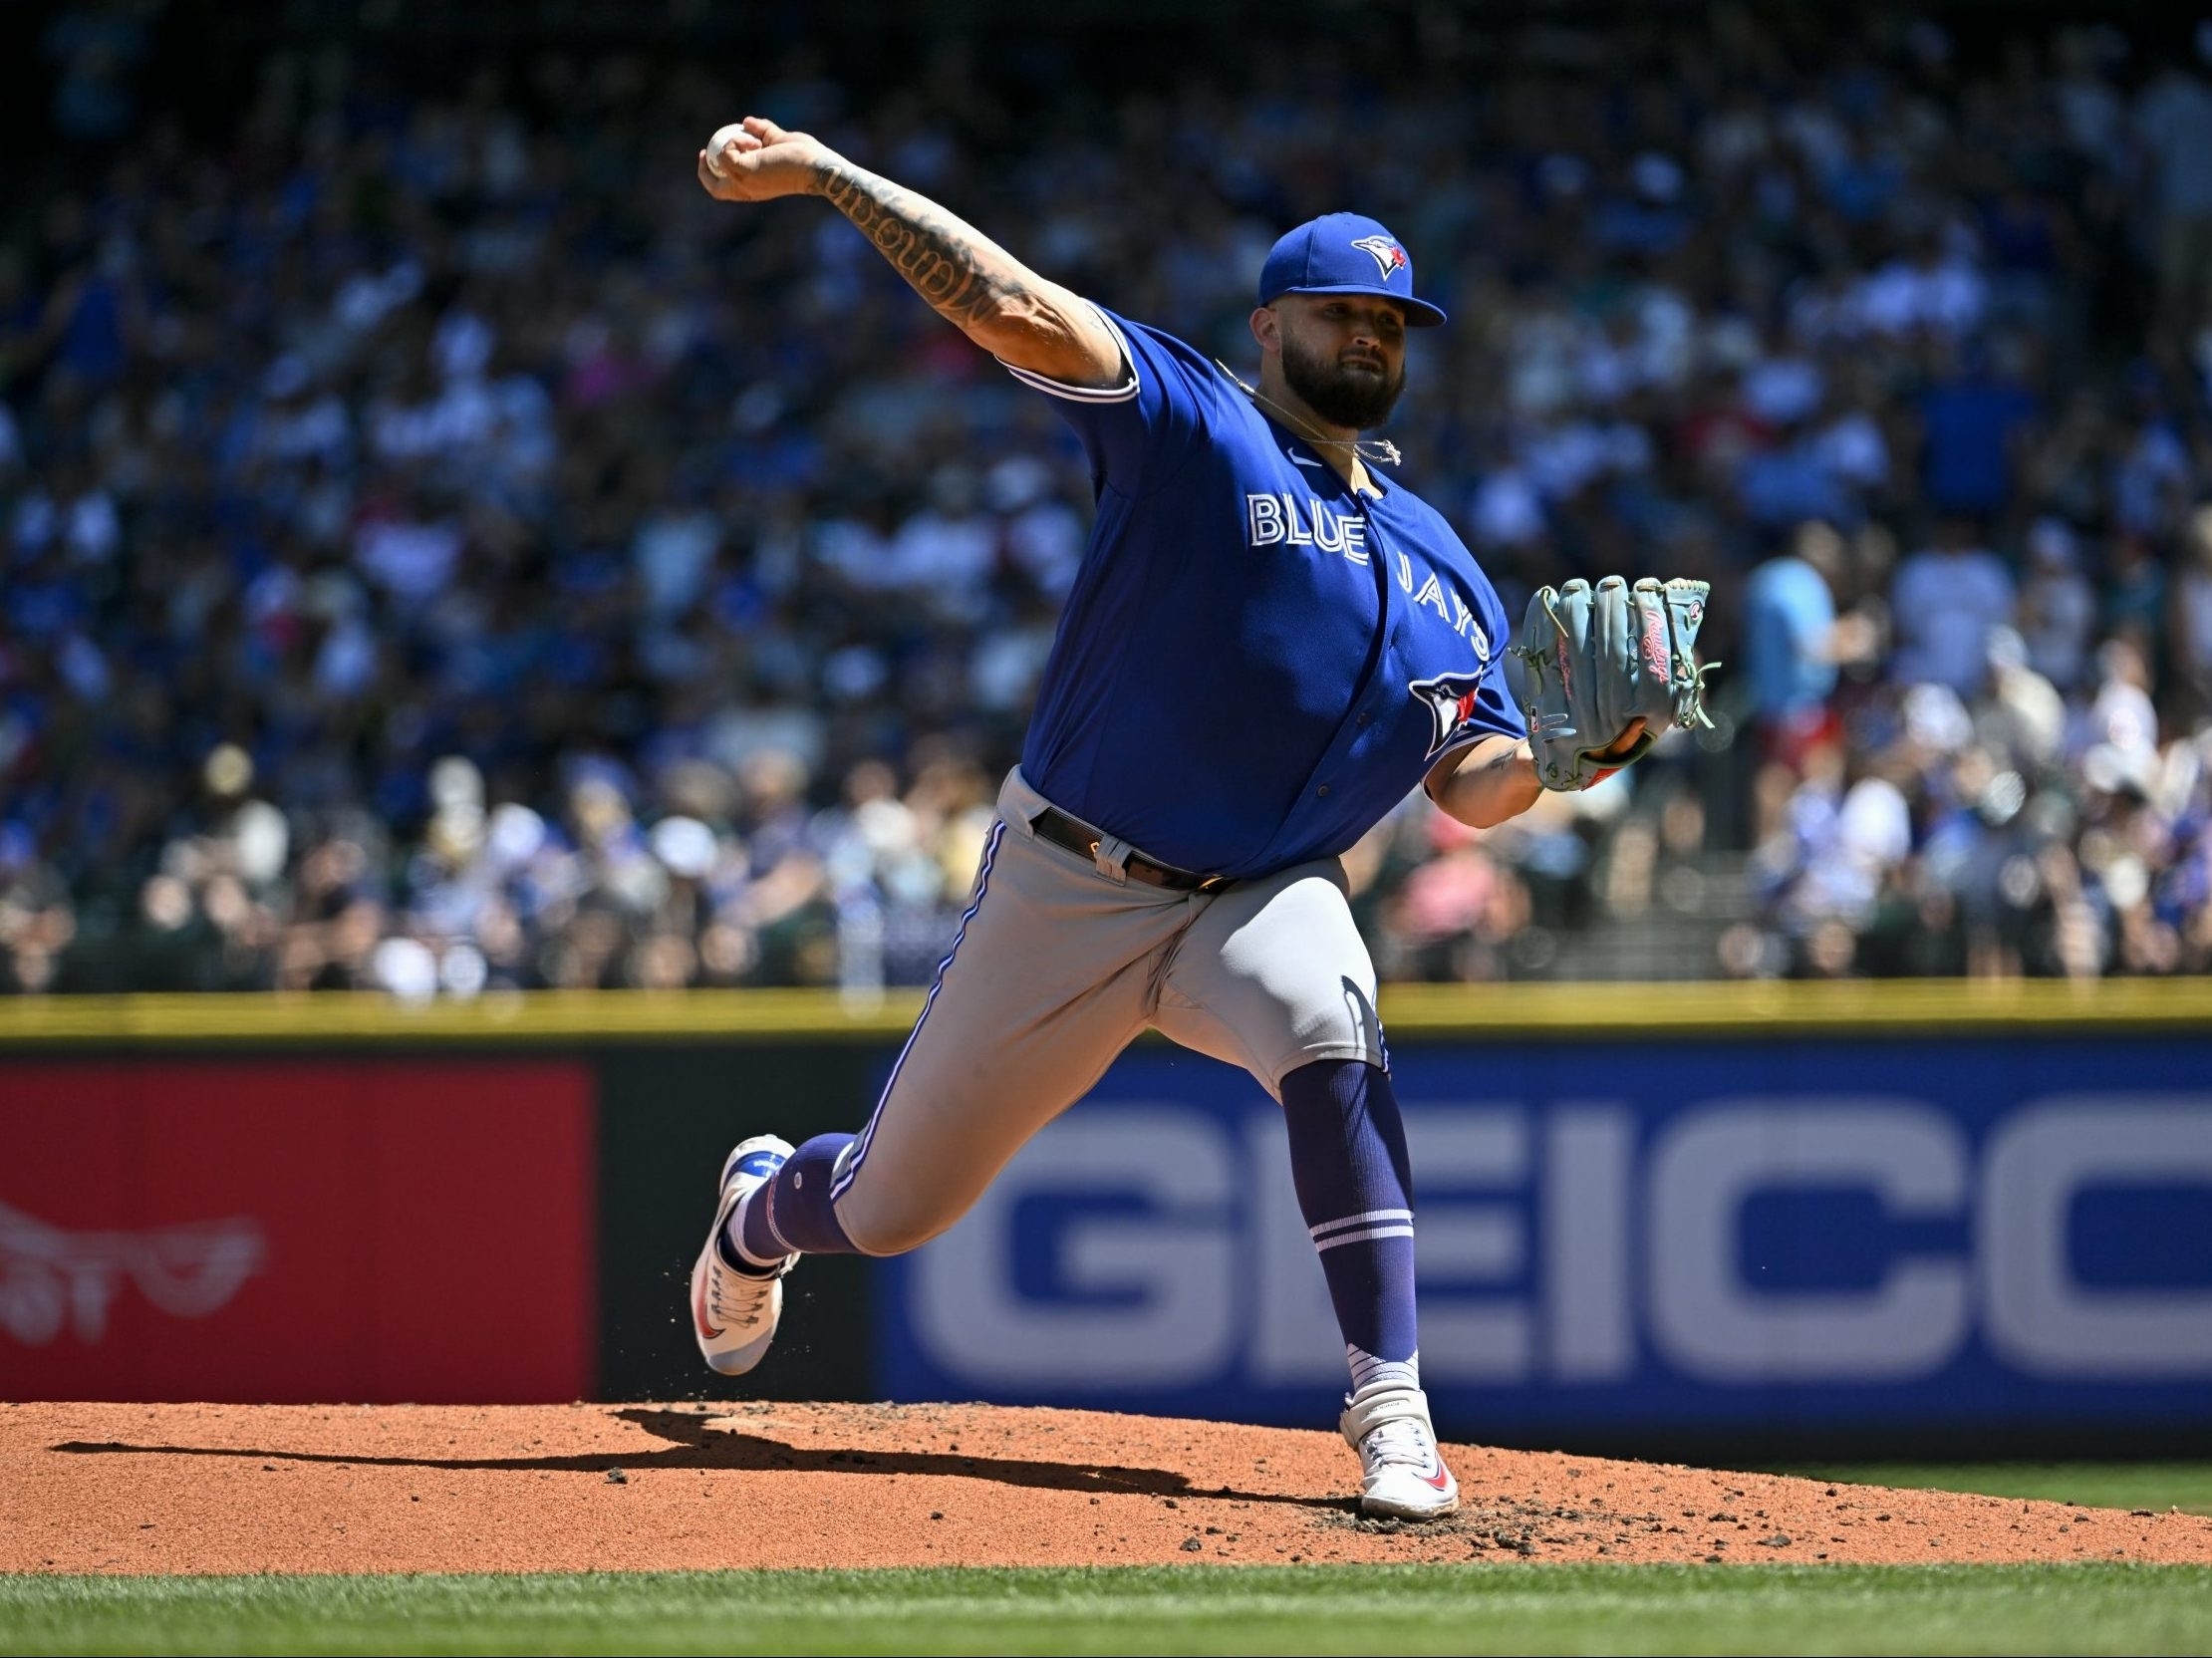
[1004,307,1522,880]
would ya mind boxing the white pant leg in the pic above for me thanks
[829,779,1198,1253]
[1151,856,1386,1099]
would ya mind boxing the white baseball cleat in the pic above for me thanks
[1340,1380,1459,1520]
[690,1134,798,1376]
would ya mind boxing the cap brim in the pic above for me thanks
[1269,282,1448,328]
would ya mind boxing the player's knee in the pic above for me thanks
[834,1190,963,1257]
[1282,969,1386,1072]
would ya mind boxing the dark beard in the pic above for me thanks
[1280,329,1405,430]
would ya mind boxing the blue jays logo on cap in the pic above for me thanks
[1258,211,1447,328]
[1351,235,1408,278]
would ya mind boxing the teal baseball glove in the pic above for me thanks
[1507,576,1717,791]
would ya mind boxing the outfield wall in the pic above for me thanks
[2,983,2207,1458]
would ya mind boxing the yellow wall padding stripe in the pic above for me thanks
[0,979,2203,1046]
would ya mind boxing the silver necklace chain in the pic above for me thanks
[1213,360,1405,470]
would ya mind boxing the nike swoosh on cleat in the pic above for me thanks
[1420,1464,1452,1491]
[693,1274,723,1341]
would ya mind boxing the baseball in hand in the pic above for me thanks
[704,123,758,178]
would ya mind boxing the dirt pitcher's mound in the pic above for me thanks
[5,1401,2209,1574]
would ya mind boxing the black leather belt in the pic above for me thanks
[1029,806,1229,893]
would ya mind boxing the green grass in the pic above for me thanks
[1775,1464,2212,1517]
[7,1468,2209,1654]
[3,1564,2210,1656]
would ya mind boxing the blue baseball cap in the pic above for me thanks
[1257,212,1447,328]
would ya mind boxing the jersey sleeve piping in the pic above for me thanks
[1423,727,1507,785]
[994,305,1140,404]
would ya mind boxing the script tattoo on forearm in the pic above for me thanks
[815,160,1027,331]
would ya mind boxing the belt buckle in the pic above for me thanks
[1195,873,1227,893]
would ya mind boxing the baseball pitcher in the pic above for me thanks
[689,116,1713,1519]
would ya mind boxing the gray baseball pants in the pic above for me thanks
[827,766,1386,1254]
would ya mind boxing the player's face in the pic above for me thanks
[1272,295,1408,430]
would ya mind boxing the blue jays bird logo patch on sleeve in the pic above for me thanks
[1408,671,1490,760]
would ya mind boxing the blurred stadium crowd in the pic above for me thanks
[5,4,2212,994]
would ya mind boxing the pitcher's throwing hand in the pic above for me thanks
[697,117,826,202]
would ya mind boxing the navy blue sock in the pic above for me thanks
[724,1133,862,1268]
[1278,1059,1419,1367]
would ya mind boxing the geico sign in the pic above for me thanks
[906,1095,2212,1389]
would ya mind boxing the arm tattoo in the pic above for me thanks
[815,160,1027,331]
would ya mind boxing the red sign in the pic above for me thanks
[0,1060,595,1402]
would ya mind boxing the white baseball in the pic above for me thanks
[704,124,752,178]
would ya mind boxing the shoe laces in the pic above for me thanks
[706,1256,779,1330]
[1361,1415,1436,1472]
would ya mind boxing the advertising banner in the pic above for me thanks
[876,1039,2212,1453]
[0,1061,596,1403]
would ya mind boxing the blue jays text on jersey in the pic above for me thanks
[1001,306,1523,881]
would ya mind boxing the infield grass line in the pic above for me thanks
[3,1564,2210,1656]
[1773,1463,2212,1517]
